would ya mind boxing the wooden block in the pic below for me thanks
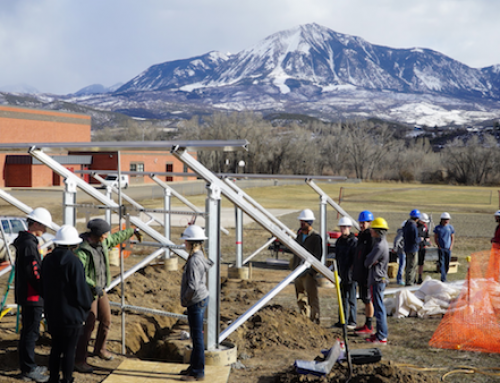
[387,262,398,279]
[448,262,459,274]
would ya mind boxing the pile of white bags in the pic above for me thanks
[384,277,462,318]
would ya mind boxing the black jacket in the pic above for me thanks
[352,229,373,284]
[417,221,430,249]
[291,229,323,277]
[41,247,93,332]
[14,231,44,307]
[335,233,358,283]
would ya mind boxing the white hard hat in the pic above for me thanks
[54,225,82,246]
[441,212,451,220]
[27,207,53,228]
[180,225,207,241]
[495,210,500,217]
[298,209,315,221]
[420,213,430,223]
[338,217,352,226]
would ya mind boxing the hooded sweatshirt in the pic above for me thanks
[364,231,389,286]
[14,231,43,306]
[180,249,214,307]
[41,247,93,332]
[335,232,357,283]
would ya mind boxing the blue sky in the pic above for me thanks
[0,0,498,94]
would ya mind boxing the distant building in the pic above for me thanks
[0,105,195,187]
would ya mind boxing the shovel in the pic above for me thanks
[331,258,353,382]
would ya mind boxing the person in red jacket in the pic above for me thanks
[492,211,500,245]
[14,208,53,383]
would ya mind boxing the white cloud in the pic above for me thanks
[0,0,498,94]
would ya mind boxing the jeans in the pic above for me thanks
[439,248,451,282]
[339,281,357,325]
[397,252,405,284]
[371,282,388,340]
[187,297,208,378]
[19,305,43,373]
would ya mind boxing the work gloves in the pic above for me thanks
[93,286,104,298]
[134,228,143,242]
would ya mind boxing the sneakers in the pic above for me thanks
[179,367,193,376]
[417,278,423,284]
[354,324,373,335]
[21,367,49,383]
[346,323,357,330]
[332,322,342,328]
[96,350,115,361]
[397,281,405,286]
[74,363,94,374]
[365,334,387,345]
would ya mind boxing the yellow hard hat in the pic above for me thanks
[371,217,389,230]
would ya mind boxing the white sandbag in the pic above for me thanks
[384,297,397,316]
[395,291,410,318]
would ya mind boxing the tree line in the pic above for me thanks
[94,111,500,186]
[178,112,500,186]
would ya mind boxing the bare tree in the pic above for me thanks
[441,135,499,185]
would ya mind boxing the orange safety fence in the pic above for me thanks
[111,224,132,259]
[429,243,500,353]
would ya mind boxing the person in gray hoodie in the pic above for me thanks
[179,225,213,382]
[364,217,389,345]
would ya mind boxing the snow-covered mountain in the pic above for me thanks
[118,23,496,100]
[14,24,500,127]
[73,82,124,95]
[116,51,230,92]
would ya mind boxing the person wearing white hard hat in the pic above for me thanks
[75,219,142,373]
[491,211,500,245]
[14,207,53,383]
[433,212,455,282]
[179,225,213,382]
[290,209,323,324]
[41,226,92,383]
[416,213,431,284]
[333,217,358,330]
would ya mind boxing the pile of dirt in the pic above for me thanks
[275,361,441,383]
[229,305,336,356]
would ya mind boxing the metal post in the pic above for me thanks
[320,195,328,264]
[205,183,221,350]
[63,178,77,226]
[105,186,112,225]
[235,205,243,268]
[164,187,172,260]
[117,151,126,355]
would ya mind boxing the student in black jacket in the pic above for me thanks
[14,208,53,383]
[41,225,93,383]
[334,217,358,330]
